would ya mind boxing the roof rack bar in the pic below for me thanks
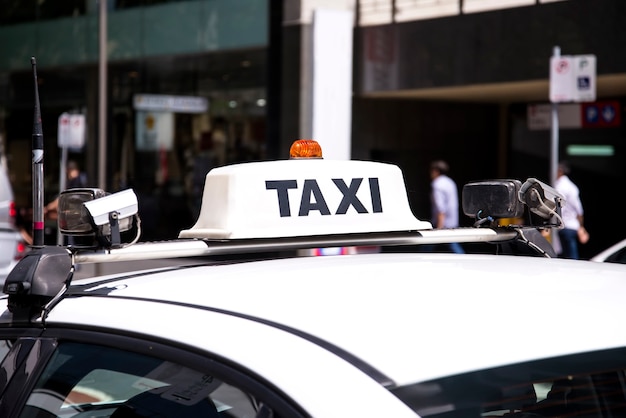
[73,228,519,264]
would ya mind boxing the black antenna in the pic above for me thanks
[31,57,45,247]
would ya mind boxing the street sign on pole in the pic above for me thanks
[550,54,596,103]
[574,55,596,102]
[548,48,597,248]
[57,113,86,149]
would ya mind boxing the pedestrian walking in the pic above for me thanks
[428,160,464,254]
[65,160,88,189]
[554,161,588,259]
[45,160,88,219]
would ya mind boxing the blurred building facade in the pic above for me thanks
[0,0,624,257]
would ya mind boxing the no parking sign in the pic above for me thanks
[550,55,596,103]
[58,113,86,149]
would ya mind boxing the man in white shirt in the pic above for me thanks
[429,160,464,254]
[554,161,588,259]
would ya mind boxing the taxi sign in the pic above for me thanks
[179,159,432,239]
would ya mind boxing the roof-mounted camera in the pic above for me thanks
[462,177,565,228]
[462,179,525,225]
[58,188,140,248]
[518,178,565,224]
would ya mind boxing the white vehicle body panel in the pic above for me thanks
[44,296,417,417]
[42,253,626,388]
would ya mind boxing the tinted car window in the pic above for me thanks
[18,341,275,418]
[392,347,626,418]
[0,340,10,362]
[605,246,626,264]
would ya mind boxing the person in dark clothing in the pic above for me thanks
[65,160,88,189]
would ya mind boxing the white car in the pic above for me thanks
[2,141,626,418]
[590,238,626,264]
[0,161,27,285]
[0,228,25,284]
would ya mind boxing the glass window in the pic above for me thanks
[605,245,626,264]
[0,340,11,363]
[18,341,272,418]
[392,347,626,418]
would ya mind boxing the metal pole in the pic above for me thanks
[550,46,560,250]
[57,146,68,245]
[98,0,107,191]
[97,0,108,275]
[550,46,560,186]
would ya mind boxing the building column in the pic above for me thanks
[278,0,355,159]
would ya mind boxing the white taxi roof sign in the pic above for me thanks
[179,159,432,240]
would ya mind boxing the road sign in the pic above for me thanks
[133,94,208,113]
[527,103,581,130]
[58,113,86,149]
[528,100,622,130]
[582,100,621,128]
[550,54,596,103]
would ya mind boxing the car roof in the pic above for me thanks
[24,251,626,388]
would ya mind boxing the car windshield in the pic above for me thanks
[392,347,626,418]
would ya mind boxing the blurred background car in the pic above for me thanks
[0,161,28,285]
[590,238,626,264]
